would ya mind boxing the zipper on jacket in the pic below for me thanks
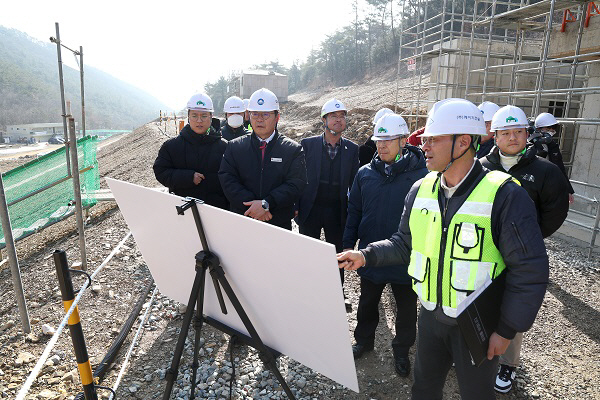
[436,193,450,309]
[511,221,527,254]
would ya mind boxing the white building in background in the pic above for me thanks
[6,122,77,143]
[239,70,288,102]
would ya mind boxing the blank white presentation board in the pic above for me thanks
[106,178,359,392]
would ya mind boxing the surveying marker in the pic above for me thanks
[54,249,98,400]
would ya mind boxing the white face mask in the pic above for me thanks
[227,114,244,129]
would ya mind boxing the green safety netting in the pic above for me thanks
[0,136,99,247]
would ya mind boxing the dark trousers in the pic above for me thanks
[298,205,344,285]
[412,307,499,400]
[354,278,417,356]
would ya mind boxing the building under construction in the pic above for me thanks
[393,0,600,252]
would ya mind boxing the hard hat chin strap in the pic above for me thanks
[432,135,472,193]
[323,118,342,136]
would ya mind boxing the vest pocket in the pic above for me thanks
[450,222,485,261]
[408,252,430,302]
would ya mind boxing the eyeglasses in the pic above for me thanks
[250,112,275,120]
[420,137,440,146]
[189,113,211,121]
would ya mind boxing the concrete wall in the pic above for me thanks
[429,37,541,111]
[240,73,288,102]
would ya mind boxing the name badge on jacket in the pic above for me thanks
[271,157,283,163]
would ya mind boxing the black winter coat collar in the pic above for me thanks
[485,144,537,172]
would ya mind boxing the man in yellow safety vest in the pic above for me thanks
[338,98,549,400]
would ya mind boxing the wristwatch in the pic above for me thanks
[261,199,269,211]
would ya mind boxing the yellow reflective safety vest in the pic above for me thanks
[407,170,515,318]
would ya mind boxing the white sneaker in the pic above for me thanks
[494,364,516,393]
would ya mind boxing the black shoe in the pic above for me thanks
[352,343,374,359]
[394,355,411,377]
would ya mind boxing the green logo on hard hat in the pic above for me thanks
[506,116,518,123]
[196,100,205,106]
[378,127,388,133]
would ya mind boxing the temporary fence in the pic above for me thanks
[0,136,99,248]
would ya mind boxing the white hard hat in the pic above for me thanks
[242,99,250,111]
[490,105,529,132]
[247,88,279,112]
[223,96,245,113]
[187,93,214,112]
[373,108,394,124]
[321,98,347,117]
[477,101,500,122]
[534,112,558,128]
[422,98,486,137]
[372,114,410,141]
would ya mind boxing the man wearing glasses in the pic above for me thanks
[338,99,548,399]
[296,98,359,311]
[153,93,228,209]
[219,88,306,230]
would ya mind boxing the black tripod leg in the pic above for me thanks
[190,268,207,400]
[208,267,296,400]
[163,264,207,400]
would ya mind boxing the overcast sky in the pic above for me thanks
[1,0,355,110]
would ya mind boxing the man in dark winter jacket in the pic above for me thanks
[338,99,549,400]
[531,112,575,203]
[221,96,249,141]
[219,88,306,230]
[297,98,359,311]
[482,105,568,394]
[153,93,228,209]
[343,113,427,377]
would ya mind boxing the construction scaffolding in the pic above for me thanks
[394,0,600,251]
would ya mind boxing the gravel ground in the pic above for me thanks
[1,81,599,399]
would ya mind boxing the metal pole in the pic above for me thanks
[482,0,498,103]
[415,0,429,126]
[68,116,88,271]
[435,0,449,101]
[464,0,479,98]
[394,0,406,113]
[80,46,86,138]
[590,201,600,259]
[0,173,30,333]
[533,0,557,115]
[53,23,71,177]
[564,5,586,120]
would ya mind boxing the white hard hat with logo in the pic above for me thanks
[490,105,529,132]
[223,96,245,113]
[247,88,279,112]
[477,101,500,122]
[187,93,214,113]
[373,114,410,141]
[373,108,394,125]
[422,98,486,137]
[534,112,559,129]
[321,98,347,117]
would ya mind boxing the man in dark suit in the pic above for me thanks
[296,98,359,311]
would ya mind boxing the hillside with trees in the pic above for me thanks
[0,26,168,130]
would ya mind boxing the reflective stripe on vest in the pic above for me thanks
[408,170,514,318]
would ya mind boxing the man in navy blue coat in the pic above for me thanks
[343,113,428,377]
[296,99,359,310]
